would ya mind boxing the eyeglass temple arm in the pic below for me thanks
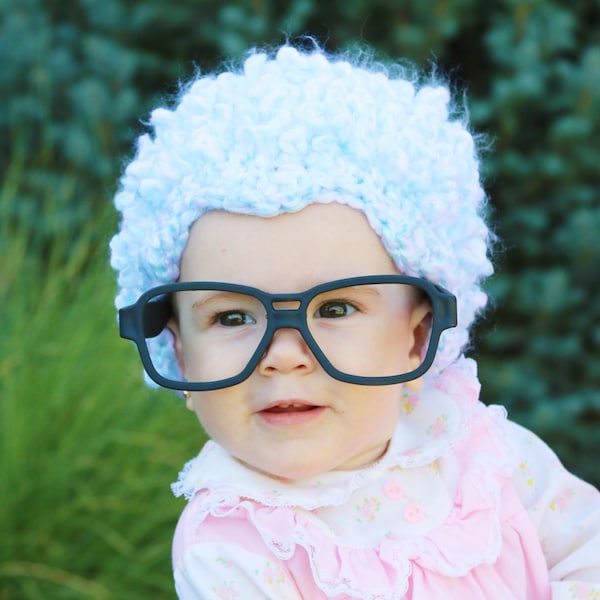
[119,297,173,341]
[437,287,458,329]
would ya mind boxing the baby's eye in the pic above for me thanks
[216,311,256,327]
[316,302,357,319]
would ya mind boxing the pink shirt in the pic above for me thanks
[171,360,600,598]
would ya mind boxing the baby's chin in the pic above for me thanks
[234,441,391,483]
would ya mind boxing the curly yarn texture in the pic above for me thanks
[110,45,494,387]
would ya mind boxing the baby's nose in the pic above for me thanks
[257,328,318,376]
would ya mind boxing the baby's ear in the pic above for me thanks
[404,301,433,392]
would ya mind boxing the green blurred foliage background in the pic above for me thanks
[1,0,599,597]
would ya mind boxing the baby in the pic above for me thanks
[111,45,600,599]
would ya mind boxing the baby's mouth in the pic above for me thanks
[257,401,326,424]
[263,403,318,413]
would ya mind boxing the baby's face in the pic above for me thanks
[173,202,426,480]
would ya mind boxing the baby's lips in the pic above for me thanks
[260,400,320,413]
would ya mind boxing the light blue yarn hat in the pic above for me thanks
[110,44,494,387]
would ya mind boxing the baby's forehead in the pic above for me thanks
[189,202,378,240]
[180,202,399,290]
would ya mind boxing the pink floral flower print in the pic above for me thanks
[212,582,240,599]
[427,414,449,438]
[550,488,575,514]
[216,556,234,569]
[356,497,381,523]
[402,393,420,415]
[256,561,287,585]
[519,461,535,488]
[569,581,600,598]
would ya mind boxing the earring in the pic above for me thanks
[182,390,191,399]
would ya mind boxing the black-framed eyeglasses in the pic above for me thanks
[119,275,457,391]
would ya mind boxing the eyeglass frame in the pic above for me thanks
[118,275,457,391]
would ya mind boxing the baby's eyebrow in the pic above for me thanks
[189,290,257,311]
[320,285,382,297]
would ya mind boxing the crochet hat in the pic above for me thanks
[110,44,493,387]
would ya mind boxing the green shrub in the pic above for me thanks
[0,185,203,598]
